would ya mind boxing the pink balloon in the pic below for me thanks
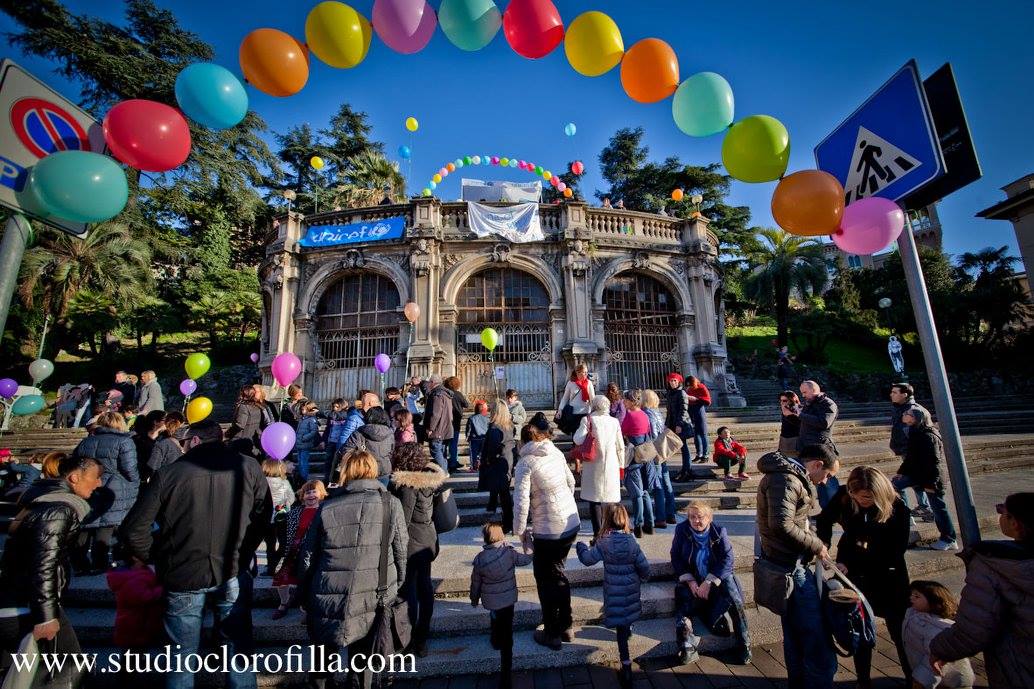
[271,352,302,387]
[372,0,438,54]
[557,181,567,192]
[439,167,448,177]
[261,422,296,460]
[374,353,392,374]
[832,197,905,256]
[550,175,559,187]
[491,156,499,165]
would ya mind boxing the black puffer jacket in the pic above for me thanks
[0,480,91,624]
[389,463,447,558]
[297,479,408,647]
[342,422,395,479]
[797,393,838,452]
[665,388,690,430]
[890,398,927,455]
[72,427,139,527]
[898,423,944,493]
[756,452,824,567]
[478,424,515,492]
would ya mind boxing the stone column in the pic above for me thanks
[260,212,304,385]
[559,201,599,379]
[407,198,443,377]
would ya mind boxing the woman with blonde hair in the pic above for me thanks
[555,364,595,435]
[478,401,517,531]
[643,390,677,527]
[817,466,912,685]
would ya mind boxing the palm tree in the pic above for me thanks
[739,228,829,346]
[957,246,1016,281]
[343,150,407,202]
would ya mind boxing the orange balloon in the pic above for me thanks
[671,188,684,201]
[403,302,420,323]
[771,170,846,236]
[563,187,573,198]
[446,162,456,173]
[239,29,310,97]
[620,38,679,103]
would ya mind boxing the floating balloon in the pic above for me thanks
[305,1,373,68]
[239,28,310,97]
[557,182,567,192]
[721,115,790,183]
[563,187,573,198]
[271,352,302,387]
[422,188,431,196]
[250,353,260,363]
[28,359,54,384]
[261,422,296,460]
[771,170,845,236]
[439,0,501,51]
[564,122,576,137]
[374,353,392,374]
[543,170,552,180]
[480,327,499,351]
[464,156,472,165]
[103,99,191,173]
[0,378,17,399]
[671,188,684,202]
[28,151,128,224]
[175,63,249,130]
[454,158,464,168]
[446,162,455,172]
[472,155,482,164]
[310,156,325,170]
[621,38,678,103]
[672,72,735,137]
[503,0,564,59]
[179,379,198,397]
[508,158,518,168]
[11,395,44,417]
[185,396,213,424]
[404,302,421,322]
[432,173,442,183]
[182,353,209,380]
[373,0,438,54]
[500,157,509,166]
[398,145,411,159]
[564,11,623,77]
[405,116,419,132]
[571,161,584,175]
[428,181,437,190]
[833,197,905,256]
[550,176,559,187]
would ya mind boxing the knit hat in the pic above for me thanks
[666,372,685,385]
[0,448,10,461]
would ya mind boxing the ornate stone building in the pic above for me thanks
[259,199,745,409]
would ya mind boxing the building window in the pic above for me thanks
[603,273,679,391]
[457,268,549,324]
[847,255,862,269]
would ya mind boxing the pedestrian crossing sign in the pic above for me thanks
[815,60,944,205]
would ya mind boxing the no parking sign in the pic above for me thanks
[0,59,106,237]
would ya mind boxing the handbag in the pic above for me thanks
[816,561,877,657]
[653,428,684,463]
[570,416,597,463]
[1,633,40,689]
[633,440,657,464]
[557,404,577,435]
[432,487,459,533]
[752,556,795,616]
[371,493,412,658]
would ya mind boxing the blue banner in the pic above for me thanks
[299,215,406,248]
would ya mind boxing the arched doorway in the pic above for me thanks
[456,268,554,407]
[603,272,680,391]
[312,272,403,404]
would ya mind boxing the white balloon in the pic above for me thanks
[28,358,54,383]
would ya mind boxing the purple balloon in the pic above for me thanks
[0,378,17,398]
[249,353,259,363]
[373,0,438,54]
[261,422,296,460]
[179,379,198,396]
[374,353,392,374]
[271,352,302,387]
[833,197,905,256]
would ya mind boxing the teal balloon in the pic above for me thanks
[439,0,502,51]
[508,158,518,168]
[175,63,248,130]
[29,151,128,223]
[429,180,437,190]
[565,122,577,136]
[12,395,44,416]
[672,72,735,137]
[455,158,464,168]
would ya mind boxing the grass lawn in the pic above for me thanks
[727,324,892,374]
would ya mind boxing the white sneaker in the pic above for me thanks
[929,539,959,551]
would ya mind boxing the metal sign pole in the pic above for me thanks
[897,215,981,546]
[0,214,31,341]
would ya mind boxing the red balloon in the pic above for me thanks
[103,99,191,172]
[503,0,564,59]
[571,161,585,175]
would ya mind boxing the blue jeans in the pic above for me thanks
[688,405,708,458]
[429,439,448,473]
[782,565,837,689]
[469,436,485,470]
[624,463,655,528]
[652,463,677,522]
[295,449,310,481]
[164,576,255,689]
[894,476,957,542]
[448,432,460,471]
[891,472,931,510]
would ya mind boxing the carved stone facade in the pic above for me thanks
[260,199,745,407]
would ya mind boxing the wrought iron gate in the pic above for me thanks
[603,273,680,391]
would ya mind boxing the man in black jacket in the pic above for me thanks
[120,420,271,689]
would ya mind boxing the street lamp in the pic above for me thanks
[878,297,892,309]
[282,189,296,214]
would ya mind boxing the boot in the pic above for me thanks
[642,522,654,535]
[619,664,633,688]
[633,526,643,539]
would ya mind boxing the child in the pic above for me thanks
[505,389,526,441]
[576,504,651,687]
[262,459,296,575]
[273,480,328,619]
[384,386,403,419]
[466,400,490,472]
[106,559,165,648]
[393,408,417,444]
[470,522,532,689]
[322,398,349,456]
[293,401,321,480]
[712,426,749,480]
[903,581,974,689]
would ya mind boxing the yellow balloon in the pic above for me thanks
[186,396,213,424]
[310,156,325,170]
[543,171,552,180]
[305,1,372,69]
[564,11,624,77]
[405,116,419,132]
[432,173,442,184]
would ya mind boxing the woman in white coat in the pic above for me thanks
[573,395,624,537]
[554,364,595,436]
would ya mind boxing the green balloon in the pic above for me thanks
[29,151,128,223]
[721,115,790,183]
[672,72,735,137]
[12,394,45,416]
[422,188,432,197]
[439,0,502,51]
[184,352,211,380]
[535,166,544,175]
[480,327,499,351]
[464,156,472,166]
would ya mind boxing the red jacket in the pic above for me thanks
[107,566,165,648]
[686,383,712,406]
[713,438,747,462]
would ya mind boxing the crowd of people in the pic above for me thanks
[0,365,1031,689]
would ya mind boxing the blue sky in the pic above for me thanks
[3,0,1032,258]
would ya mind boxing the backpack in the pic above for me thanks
[817,562,877,657]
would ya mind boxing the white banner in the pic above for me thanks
[467,201,544,243]
[461,178,542,203]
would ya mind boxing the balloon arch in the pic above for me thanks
[421,155,583,197]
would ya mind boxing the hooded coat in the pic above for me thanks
[388,463,447,558]
[423,386,455,441]
[576,531,651,627]
[477,424,516,493]
[342,421,396,479]
[890,397,927,456]
[898,407,945,493]
[512,440,579,539]
[755,452,824,567]
[106,566,165,648]
[470,541,533,611]
[903,608,975,689]
[72,427,139,528]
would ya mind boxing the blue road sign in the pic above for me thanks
[815,60,944,205]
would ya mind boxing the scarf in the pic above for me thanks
[691,527,711,579]
[573,377,591,402]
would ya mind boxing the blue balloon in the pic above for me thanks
[429,180,437,190]
[508,158,518,168]
[565,122,577,136]
[175,63,249,130]
[398,145,412,159]
[455,158,464,168]
[672,72,735,137]
[11,394,44,416]
[29,151,128,223]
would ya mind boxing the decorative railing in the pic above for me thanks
[585,208,682,243]
[304,204,412,228]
